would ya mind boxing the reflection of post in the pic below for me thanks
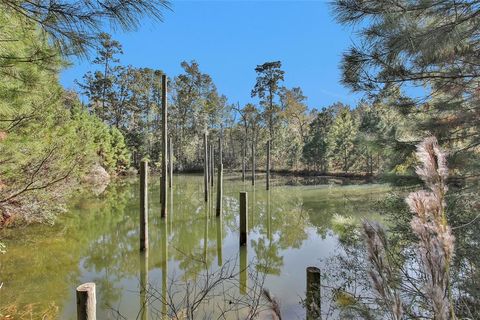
[266,140,271,190]
[139,252,149,320]
[76,282,96,320]
[239,246,248,294]
[203,132,209,202]
[216,216,223,266]
[161,74,168,218]
[267,190,272,242]
[140,160,148,252]
[306,267,321,320]
[240,192,248,246]
[168,137,173,189]
[203,215,209,264]
[169,186,173,234]
[161,221,168,317]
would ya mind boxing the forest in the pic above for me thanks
[0,1,479,320]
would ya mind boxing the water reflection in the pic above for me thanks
[139,251,148,320]
[239,246,248,295]
[0,175,389,319]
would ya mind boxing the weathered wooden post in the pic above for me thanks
[76,282,96,320]
[239,192,248,246]
[251,140,255,186]
[306,267,321,320]
[140,160,148,252]
[210,144,214,188]
[242,147,246,183]
[168,137,173,189]
[203,132,209,202]
[216,138,223,217]
[161,74,168,218]
[266,140,271,190]
[239,246,248,294]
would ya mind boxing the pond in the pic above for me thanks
[0,174,390,319]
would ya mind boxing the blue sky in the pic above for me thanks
[60,1,362,109]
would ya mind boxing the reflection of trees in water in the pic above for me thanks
[2,175,392,318]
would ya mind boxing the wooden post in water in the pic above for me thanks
[169,137,173,189]
[239,192,248,246]
[251,140,255,186]
[203,132,209,202]
[140,160,148,252]
[266,140,271,190]
[161,74,168,218]
[242,146,246,183]
[306,267,321,320]
[216,138,223,217]
[210,144,214,188]
[76,282,96,320]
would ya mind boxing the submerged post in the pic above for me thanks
[239,192,248,246]
[204,132,209,202]
[169,137,173,189]
[76,282,96,320]
[140,160,148,252]
[161,74,168,218]
[306,267,321,320]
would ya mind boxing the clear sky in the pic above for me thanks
[60,0,362,110]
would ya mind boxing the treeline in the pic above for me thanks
[79,35,415,176]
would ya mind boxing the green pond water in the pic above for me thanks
[0,174,390,319]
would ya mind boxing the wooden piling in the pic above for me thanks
[239,192,248,246]
[216,138,223,217]
[251,141,255,186]
[76,282,96,320]
[210,144,214,187]
[306,267,321,320]
[161,74,168,218]
[266,140,271,190]
[216,164,223,217]
[169,137,173,189]
[204,132,209,202]
[242,148,246,183]
[140,160,148,252]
